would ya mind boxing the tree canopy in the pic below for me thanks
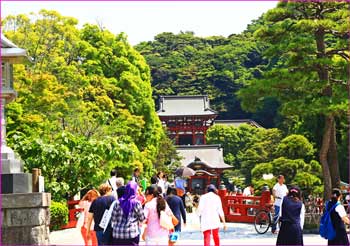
[135,30,280,128]
[207,124,323,196]
[3,2,349,200]
[3,10,175,200]
[237,1,350,198]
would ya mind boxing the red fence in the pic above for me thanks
[61,200,83,229]
[218,189,272,223]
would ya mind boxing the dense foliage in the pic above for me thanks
[237,1,350,198]
[135,31,280,128]
[3,10,175,200]
[136,1,350,196]
[50,201,69,231]
[207,124,323,196]
[3,2,349,200]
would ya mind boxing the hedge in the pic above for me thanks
[50,201,69,231]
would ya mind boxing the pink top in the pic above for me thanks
[79,200,94,230]
[144,197,172,239]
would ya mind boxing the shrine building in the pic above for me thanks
[157,96,228,193]
[157,95,217,145]
[157,95,262,194]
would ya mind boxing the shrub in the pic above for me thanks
[50,201,69,231]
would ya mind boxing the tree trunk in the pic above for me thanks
[328,118,340,188]
[319,115,333,200]
[315,28,336,200]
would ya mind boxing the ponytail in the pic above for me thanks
[331,188,341,203]
[145,184,166,218]
[156,195,166,218]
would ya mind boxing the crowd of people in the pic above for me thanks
[77,169,350,246]
[77,168,227,246]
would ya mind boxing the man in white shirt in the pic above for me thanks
[272,175,288,233]
[106,169,117,198]
[243,184,254,196]
[197,184,227,246]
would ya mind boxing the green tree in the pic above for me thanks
[274,134,315,161]
[12,132,131,200]
[238,1,350,198]
[207,124,283,184]
[252,158,322,196]
[3,10,171,200]
[135,31,278,124]
[153,131,181,174]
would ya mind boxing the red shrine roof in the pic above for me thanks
[176,145,232,169]
[157,95,218,117]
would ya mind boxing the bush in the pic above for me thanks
[50,201,69,231]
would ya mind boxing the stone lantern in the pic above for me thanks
[1,34,31,192]
[1,34,51,245]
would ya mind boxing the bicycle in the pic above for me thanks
[254,204,279,234]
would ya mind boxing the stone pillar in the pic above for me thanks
[1,34,51,245]
[1,193,51,245]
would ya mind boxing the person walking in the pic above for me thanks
[132,168,141,185]
[163,175,170,195]
[326,188,350,245]
[86,184,116,245]
[116,177,126,198]
[79,189,100,246]
[107,169,118,198]
[143,185,174,245]
[197,184,227,246]
[272,175,288,233]
[157,171,166,195]
[111,181,145,245]
[276,186,305,246]
[166,186,187,232]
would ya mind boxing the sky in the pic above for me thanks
[1,1,277,45]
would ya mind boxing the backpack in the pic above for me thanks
[319,201,339,240]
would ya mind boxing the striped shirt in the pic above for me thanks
[111,200,145,239]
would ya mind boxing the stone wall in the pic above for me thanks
[1,192,51,245]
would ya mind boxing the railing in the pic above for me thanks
[61,200,83,229]
[218,189,272,223]
[304,196,324,226]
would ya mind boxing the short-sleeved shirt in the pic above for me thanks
[157,179,166,194]
[107,177,117,192]
[273,183,288,207]
[197,192,224,232]
[175,178,186,191]
[79,200,94,230]
[89,195,115,231]
[335,205,347,217]
[243,187,252,196]
[144,198,173,239]
[111,200,145,239]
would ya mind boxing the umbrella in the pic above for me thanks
[175,167,196,177]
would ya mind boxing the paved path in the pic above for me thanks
[50,213,326,245]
